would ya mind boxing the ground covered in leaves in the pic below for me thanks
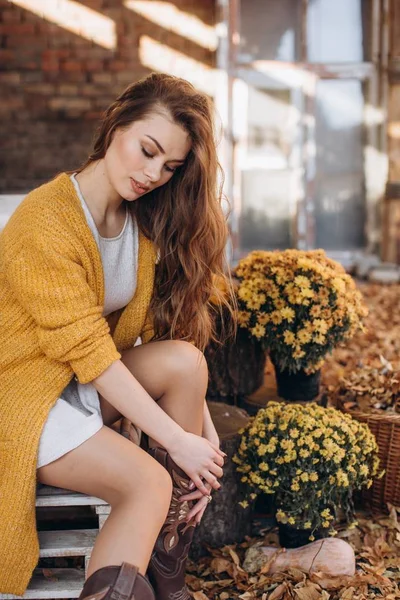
[186,283,400,599]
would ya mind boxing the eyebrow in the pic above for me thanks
[145,135,186,163]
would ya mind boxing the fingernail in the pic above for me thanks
[189,482,195,489]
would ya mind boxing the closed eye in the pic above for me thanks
[141,147,154,159]
[141,146,178,173]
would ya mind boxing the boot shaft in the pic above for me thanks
[79,563,155,600]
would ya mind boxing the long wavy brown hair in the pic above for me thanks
[78,72,237,351]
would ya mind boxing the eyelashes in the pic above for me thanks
[141,146,153,159]
[141,146,177,173]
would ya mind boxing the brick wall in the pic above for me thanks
[0,0,216,193]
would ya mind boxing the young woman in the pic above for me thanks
[0,73,235,600]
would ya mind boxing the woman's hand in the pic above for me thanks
[167,430,226,496]
[178,402,224,524]
[180,481,213,525]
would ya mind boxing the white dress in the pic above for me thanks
[36,174,139,469]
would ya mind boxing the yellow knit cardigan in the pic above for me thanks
[0,173,157,595]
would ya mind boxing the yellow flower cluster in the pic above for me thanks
[233,401,380,537]
[233,249,368,374]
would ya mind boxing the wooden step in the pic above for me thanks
[36,486,108,508]
[0,568,84,599]
[38,529,97,558]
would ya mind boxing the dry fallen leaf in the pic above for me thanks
[294,585,323,600]
[184,284,400,600]
[192,592,210,600]
[269,582,289,600]
[42,568,58,583]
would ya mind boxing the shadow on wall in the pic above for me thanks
[0,0,216,193]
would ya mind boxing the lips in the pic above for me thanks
[130,178,149,194]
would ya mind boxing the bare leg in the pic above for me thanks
[37,425,172,578]
[37,341,208,579]
[100,340,208,443]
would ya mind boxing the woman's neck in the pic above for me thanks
[75,160,124,226]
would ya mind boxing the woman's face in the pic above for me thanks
[104,111,192,201]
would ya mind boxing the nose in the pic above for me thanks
[144,160,162,184]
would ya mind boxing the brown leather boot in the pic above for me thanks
[78,562,155,600]
[146,447,197,600]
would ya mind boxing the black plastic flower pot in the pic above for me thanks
[278,522,329,548]
[273,363,321,402]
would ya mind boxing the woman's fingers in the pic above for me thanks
[209,463,224,479]
[214,454,225,468]
[209,442,227,459]
[181,482,211,502]
[195,505,207,524]
[181,489,203,501]
[202,471,221,491]
[190,474,209,496]
[186,495,209,522]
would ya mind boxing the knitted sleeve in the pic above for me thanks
[4,229,121,384]
[141,308,155,344]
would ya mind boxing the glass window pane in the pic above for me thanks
[240,170,293,252]
[247,86,296,168]
[239,0,301,62]
[307,0,371,63]
[314,80,366,250]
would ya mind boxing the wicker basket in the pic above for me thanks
[337,398,400,513]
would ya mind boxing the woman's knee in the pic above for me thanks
[111,449,173,508]
[166,340,208,382]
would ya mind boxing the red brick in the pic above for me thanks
[0,97,24,112]
[6,35,45,49]
[0,23,35,35]
[58,84,79,96]
[61,60,83,73]
[1,9,21,23]
[116,71,136,84]
[22,72,44,83]
[24,61,41,70]
[80,83,101,96]
[107,60,127,71]
[59,71,86,83]
[0,72,21,84]
[42,59,59,73]
[81,0,104,9]
[85,59,104,71]
[86,110,105,120]
[0,49,14,62]
[24,83,56,95]
[42,49,71,61]
[91,72,114,84]
[49,97,92,112]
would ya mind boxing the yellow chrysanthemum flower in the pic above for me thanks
[283,330,296,345]
[280,307,295,322]
[297,329,312,344]
[271,311,283,325]
[294,275,311,288]
[238,286,253,301]
[237,310,251,326]
[257,312,270,325]
[250,323,266,339]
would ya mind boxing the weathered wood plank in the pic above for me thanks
[38,529,97,558]
[36,494,108,508]
[0,569,84,599]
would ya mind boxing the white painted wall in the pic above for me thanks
[0,195,26,230]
